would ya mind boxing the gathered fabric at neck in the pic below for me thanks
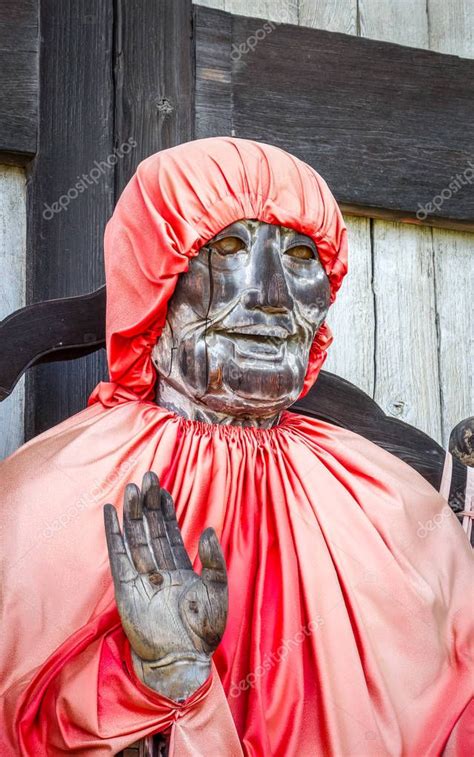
[2,402,471,754]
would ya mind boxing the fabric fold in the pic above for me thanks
[1,404,472,755]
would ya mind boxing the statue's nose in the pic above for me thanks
[242,237,292,313]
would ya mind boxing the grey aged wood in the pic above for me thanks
[358,0,474,451]
[372,223,442,443]
[0,0,38,164]
[323,217,374,397]
[0,168,26,458]
[194,5,474,228]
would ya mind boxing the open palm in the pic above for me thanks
[104,472,227,700]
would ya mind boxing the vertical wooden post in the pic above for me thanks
[25,0,195,439]
[114,0,195,195]
[25,0,114,438]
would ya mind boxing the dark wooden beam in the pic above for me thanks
[195,6,474,229]
[25,0,114,438]
[24,0,195,440]
[114,0,195,196]
[0,0,38,164]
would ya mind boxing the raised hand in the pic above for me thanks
[104,472,228,701]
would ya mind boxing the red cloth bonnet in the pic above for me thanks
[89,137,348,408]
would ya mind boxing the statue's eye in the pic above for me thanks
[211,236,246,255]
[285,244,314,260]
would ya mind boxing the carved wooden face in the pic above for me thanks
[152,220,331,419]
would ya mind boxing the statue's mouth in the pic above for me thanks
[150,651,210,669]
[211,323,299,362]
[222,325,294,339]
[226,333,287,361]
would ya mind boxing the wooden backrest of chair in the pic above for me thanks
[0,285,470,521]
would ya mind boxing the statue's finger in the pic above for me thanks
[123,483,156,574]
[141,471,161,509]
[162,490,192,570]
[104,504,137,586]
[142,471,176,570]
[198,527,227,585]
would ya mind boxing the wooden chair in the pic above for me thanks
[1,286,472,756]
[1,285,472,515]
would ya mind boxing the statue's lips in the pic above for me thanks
[211,324,297,361]
[217,325,295,339]
[223,333,289,361]
[151,651,210,669]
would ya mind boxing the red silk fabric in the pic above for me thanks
[89,137,347,406]
[0,405,472,754]
[0,138,472,754]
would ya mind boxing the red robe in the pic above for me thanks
[0,138,472,755]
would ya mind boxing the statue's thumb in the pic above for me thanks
[198,527,227,585]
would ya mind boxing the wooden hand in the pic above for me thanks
[104,472,228,701]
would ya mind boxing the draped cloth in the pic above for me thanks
[0,138,472,755]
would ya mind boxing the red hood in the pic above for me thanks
[89,137,348,407]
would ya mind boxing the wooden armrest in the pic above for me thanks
[0,286,106,400]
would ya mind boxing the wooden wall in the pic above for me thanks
[0,0,472,457]
[0,167,26,458]
[196,0,473,446]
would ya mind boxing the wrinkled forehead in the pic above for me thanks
[203,218,314,241]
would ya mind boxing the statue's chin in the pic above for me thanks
[195,361,303,419]
[222,358,302,399]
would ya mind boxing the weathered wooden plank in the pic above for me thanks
[372,222,442,442]
[299,0,357,34]
[0,167,26,459]
[427,1,474,449]
[194,0,225,7]
[324,216,375,395]
[25,0,114,439]
[0,0,38,163]
[224,0,298,23]
[195,6,474,226]
[359,0,473,450]
[194,6,233,139]
[428,0,474,57]
[298,3,374,396]
[114,0,194,196]
[359,0,429,47]
[432,230,474,447]
[357,0,437,441]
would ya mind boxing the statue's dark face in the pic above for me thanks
[152,220,330,423]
